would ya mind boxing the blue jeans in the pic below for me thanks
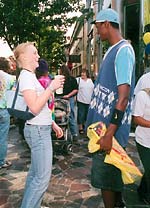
[77,101,89,126]
[69,97,78,136]
[21,124,53,208]
[0,109,10,166]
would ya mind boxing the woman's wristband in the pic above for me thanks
[110,108,124,126]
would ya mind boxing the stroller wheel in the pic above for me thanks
[66,143,73,152]
[62,143,73,154]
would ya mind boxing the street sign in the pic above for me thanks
[69,54,81,63]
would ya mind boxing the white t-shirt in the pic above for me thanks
[134,72,150,95]
[132,90,150,148]
[76,77,94,104]
[19,70,52,125]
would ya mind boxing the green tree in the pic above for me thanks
[0,0,84,69]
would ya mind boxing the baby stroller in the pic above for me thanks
[51,98,72,154]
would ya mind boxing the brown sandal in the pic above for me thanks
[79,129,84,134]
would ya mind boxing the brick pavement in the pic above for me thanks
[0,126,149,208]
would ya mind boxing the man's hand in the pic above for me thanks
[96,134,113,154]
[96,123,117,154]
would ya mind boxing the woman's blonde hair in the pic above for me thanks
[13,42,36,68]
[13,42,35,60]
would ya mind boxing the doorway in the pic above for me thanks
[124,2,141,80]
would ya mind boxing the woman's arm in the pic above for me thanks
[23,76,64,115]
[52,121,63,138]
[63,89,78,99]
[133,116,150,128]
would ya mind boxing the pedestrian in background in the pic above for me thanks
[59,64,78,143]
[86,9,135,208]
[132,88,150,205]
[134,34,150,96]
[13,42,64,208]
[76,68,94,134]
[0,57,15,169]
[134,72,150,96]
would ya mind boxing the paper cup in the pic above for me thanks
[56,87,63,94]
[55,75,63,94]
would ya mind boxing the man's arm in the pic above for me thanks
[97,84,130,154]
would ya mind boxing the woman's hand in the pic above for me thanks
[49,75,65,92]
[52,121,63,138]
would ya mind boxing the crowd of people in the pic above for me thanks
[0,7,150,208]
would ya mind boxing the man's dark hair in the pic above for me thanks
[60,64,71,80]
[110,22,119,29]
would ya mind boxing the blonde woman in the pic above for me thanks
[14,42,64,208]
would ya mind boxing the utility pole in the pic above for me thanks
[93,0,104,75]
[86,0,92,75]
[97,0,104,71]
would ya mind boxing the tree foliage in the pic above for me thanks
[0,0,85,70]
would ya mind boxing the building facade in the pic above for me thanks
[68,0,150,80]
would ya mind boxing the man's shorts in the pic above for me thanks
[91,151,124,192]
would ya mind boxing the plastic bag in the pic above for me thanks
[87,122,142,184]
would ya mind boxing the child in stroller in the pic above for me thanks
[52,98,73,154]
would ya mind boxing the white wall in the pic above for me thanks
[0,38,14,58]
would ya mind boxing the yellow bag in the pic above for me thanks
[87,122,143,184]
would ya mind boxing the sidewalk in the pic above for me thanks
[0,126,149,208]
